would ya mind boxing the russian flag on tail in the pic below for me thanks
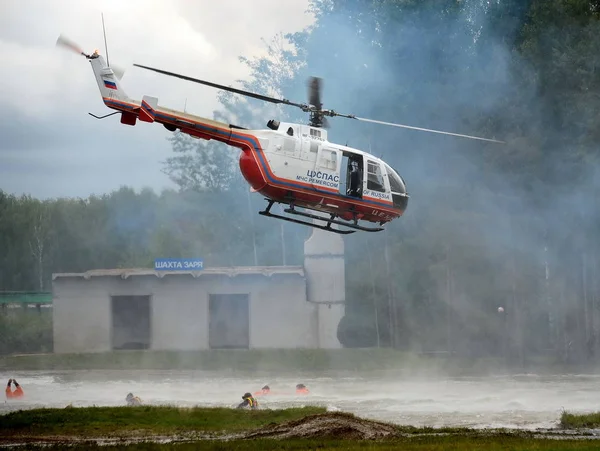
[103,79,117,90]
[139,95,158,123]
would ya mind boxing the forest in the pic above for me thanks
[2,0,600,364]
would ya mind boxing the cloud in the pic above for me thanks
[0,0,314,199]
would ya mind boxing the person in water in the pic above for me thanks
[254,385,271,396]
[126,393,142,406]
[296,383,309,394]
[5,379,24,399]
[237,392,259,409]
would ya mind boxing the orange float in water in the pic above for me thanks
[5,379,24,399]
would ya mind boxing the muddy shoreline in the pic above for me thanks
[3,412,600,447]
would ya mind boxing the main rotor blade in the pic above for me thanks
[353,116,505,144]
[134,64,306,109]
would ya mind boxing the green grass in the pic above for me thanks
[0,349,435,372]
[560,410,600,429]
[0,406,326,437]
[0,348,571,375]
[3,406,600,450]
[0,309,52,355]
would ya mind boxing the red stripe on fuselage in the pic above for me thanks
[101,97,401,216]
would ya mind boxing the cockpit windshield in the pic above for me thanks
[384,164,406,194]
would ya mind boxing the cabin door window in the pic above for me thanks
[366,160,387,193]
[312,147,341,191]
[317,147,339,171]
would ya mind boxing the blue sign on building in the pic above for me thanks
[154,258,203,271]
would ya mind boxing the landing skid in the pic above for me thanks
[258,200,385,234]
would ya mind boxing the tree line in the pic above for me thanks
[3,0,600,365]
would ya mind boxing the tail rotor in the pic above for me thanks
[111,65,126,81]
[55,33,126,80]
[55,34,88,57]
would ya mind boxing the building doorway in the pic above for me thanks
[111,295,151,350]
[209,294,249,349]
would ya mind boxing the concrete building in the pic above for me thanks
[52,226,346,353]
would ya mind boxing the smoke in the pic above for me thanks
[254,0,600,366]
[8,0,600,373]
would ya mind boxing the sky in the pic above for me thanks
[0,0,314,199]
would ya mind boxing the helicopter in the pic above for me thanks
[57,34,504,235]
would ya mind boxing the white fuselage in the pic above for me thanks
[252,121,406,208]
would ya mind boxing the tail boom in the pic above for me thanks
[99,92,253,151]
[86,52,267,176]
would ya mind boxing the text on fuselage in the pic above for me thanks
[296,170,340,188]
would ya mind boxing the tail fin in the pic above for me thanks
[88,53,129,102]
[139,95,158,123]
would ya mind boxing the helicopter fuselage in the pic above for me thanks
[236,121,408,224]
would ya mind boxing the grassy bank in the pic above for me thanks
[2,406,600,450]
[560,410,600,429]
[0,406,326,437]
[0,348,572,375]
[0,349,452,373]
[0,349,414,372]
[0,308,52,355]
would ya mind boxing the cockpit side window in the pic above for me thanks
[384,163,406,194]
[366,160,386,193]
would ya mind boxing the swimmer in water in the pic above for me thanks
[237,392,259,409]
[5,379,24,399]
[296,383,309,394]
[126,393,142,406]
[254,385,271,396]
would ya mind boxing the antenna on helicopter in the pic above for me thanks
[101,13,110,68]
[132,63,506,144]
